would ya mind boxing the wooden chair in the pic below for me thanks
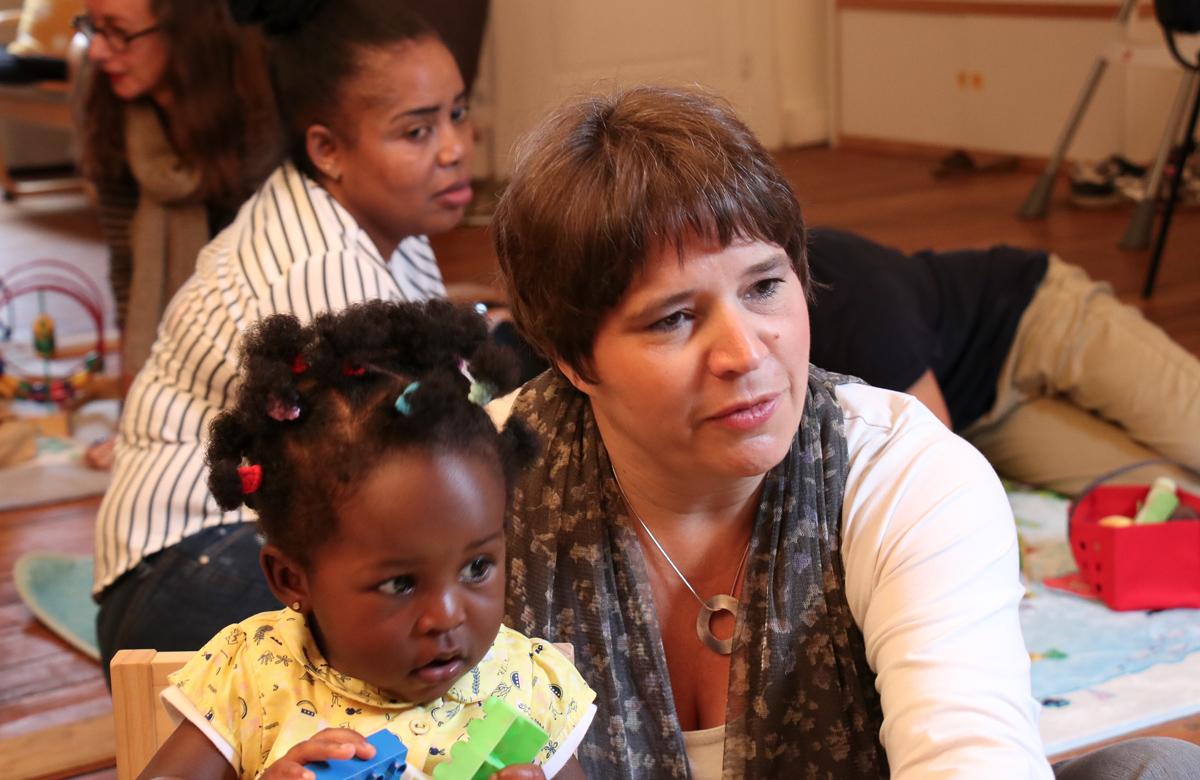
[0,12,86,200]
[109,644,576,780]
[110,649,193,780]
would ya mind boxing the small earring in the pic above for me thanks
[291,602,301,611]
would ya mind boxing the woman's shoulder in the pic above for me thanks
[835,382,978,469]
[834,380,1014,566]
[835,380,1007,530]
[196,163,362,285]
[230,163,356,250]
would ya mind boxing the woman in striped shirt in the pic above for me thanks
[94,0,475,679]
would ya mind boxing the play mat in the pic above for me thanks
[1010,486,1200,755]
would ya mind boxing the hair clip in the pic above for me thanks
[394,382,419,416]
[342,360,366,377]
[292,354,307,374]
[457,358,495,407]
[267,396,301,422]
[468,380,497,407]
[238,464,263,494]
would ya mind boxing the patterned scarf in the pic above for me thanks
[504,367,887,780]
[123,101,208,378]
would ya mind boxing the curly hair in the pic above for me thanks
[205,300,536,566]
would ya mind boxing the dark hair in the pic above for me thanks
[492,85,810,383]
[205,300,535,567]
[243,0,437,178]
[80,0,280,206]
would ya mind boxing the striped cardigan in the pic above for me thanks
[94,162,445,594]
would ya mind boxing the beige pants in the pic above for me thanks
[963,256,1200,497]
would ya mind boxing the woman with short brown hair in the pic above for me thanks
[494,85,1200,779]
[495,84,809,380]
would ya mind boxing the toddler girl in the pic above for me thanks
[138,300,595,780]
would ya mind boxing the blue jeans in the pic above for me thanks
[96,522,282,686]
[1054,737,1200,779]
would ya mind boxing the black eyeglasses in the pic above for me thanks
[71,14,161,53]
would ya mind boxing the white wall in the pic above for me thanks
[473,0,832,178]
[771,0,833,146]
[836,7,1196,162]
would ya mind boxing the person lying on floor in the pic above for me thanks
[806,227,1200,497]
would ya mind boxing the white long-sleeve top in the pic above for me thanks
[838,382,1050,779]
[668,382,1052,779]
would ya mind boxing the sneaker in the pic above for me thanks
[1124,148,1200,207]
[1070,155,1146,208]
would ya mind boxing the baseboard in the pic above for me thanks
[835,134,1068,173]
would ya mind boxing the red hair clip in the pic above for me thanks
[292,355,307,374]
[342,360,365,377]
[238,465,262,494]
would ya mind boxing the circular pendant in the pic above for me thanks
[697,593,740,655]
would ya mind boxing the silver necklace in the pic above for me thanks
[613,469,750,655]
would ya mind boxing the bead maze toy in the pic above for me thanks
[0,259,107,406]
[308,729,409,780]
[432,698,549,780]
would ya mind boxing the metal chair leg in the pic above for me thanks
[1143,77,1200,298]
[1019,59,1109,220]
[1018,0,1140,220]
[1121,70,1200,250]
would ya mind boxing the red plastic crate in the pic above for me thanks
[1069,484,1200,611]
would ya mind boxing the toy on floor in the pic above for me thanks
[0,260,107,406]
[1094,477,1198,528]
[432,697,550,780]
[308,729,409,780]
[1133,476,1180,525]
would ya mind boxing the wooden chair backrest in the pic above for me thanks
[109,644,575,780]
[110,649,194,780]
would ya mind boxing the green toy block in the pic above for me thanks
[1134,477,1180,525]
[432,697,549,780]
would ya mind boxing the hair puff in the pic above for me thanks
[205,300,533,566]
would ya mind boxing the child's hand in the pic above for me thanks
[261,729,377,780]
[488,765,547,780]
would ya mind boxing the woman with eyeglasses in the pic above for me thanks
[74,0,279,409]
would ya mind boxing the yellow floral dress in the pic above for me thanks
[162,609,596,780]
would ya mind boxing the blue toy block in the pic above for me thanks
[308,729,408,780]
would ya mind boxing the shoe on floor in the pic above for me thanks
[1070,155,1147,209]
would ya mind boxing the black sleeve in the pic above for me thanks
[808,269,936,393]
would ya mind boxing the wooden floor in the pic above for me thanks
[2,145,1198,775]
